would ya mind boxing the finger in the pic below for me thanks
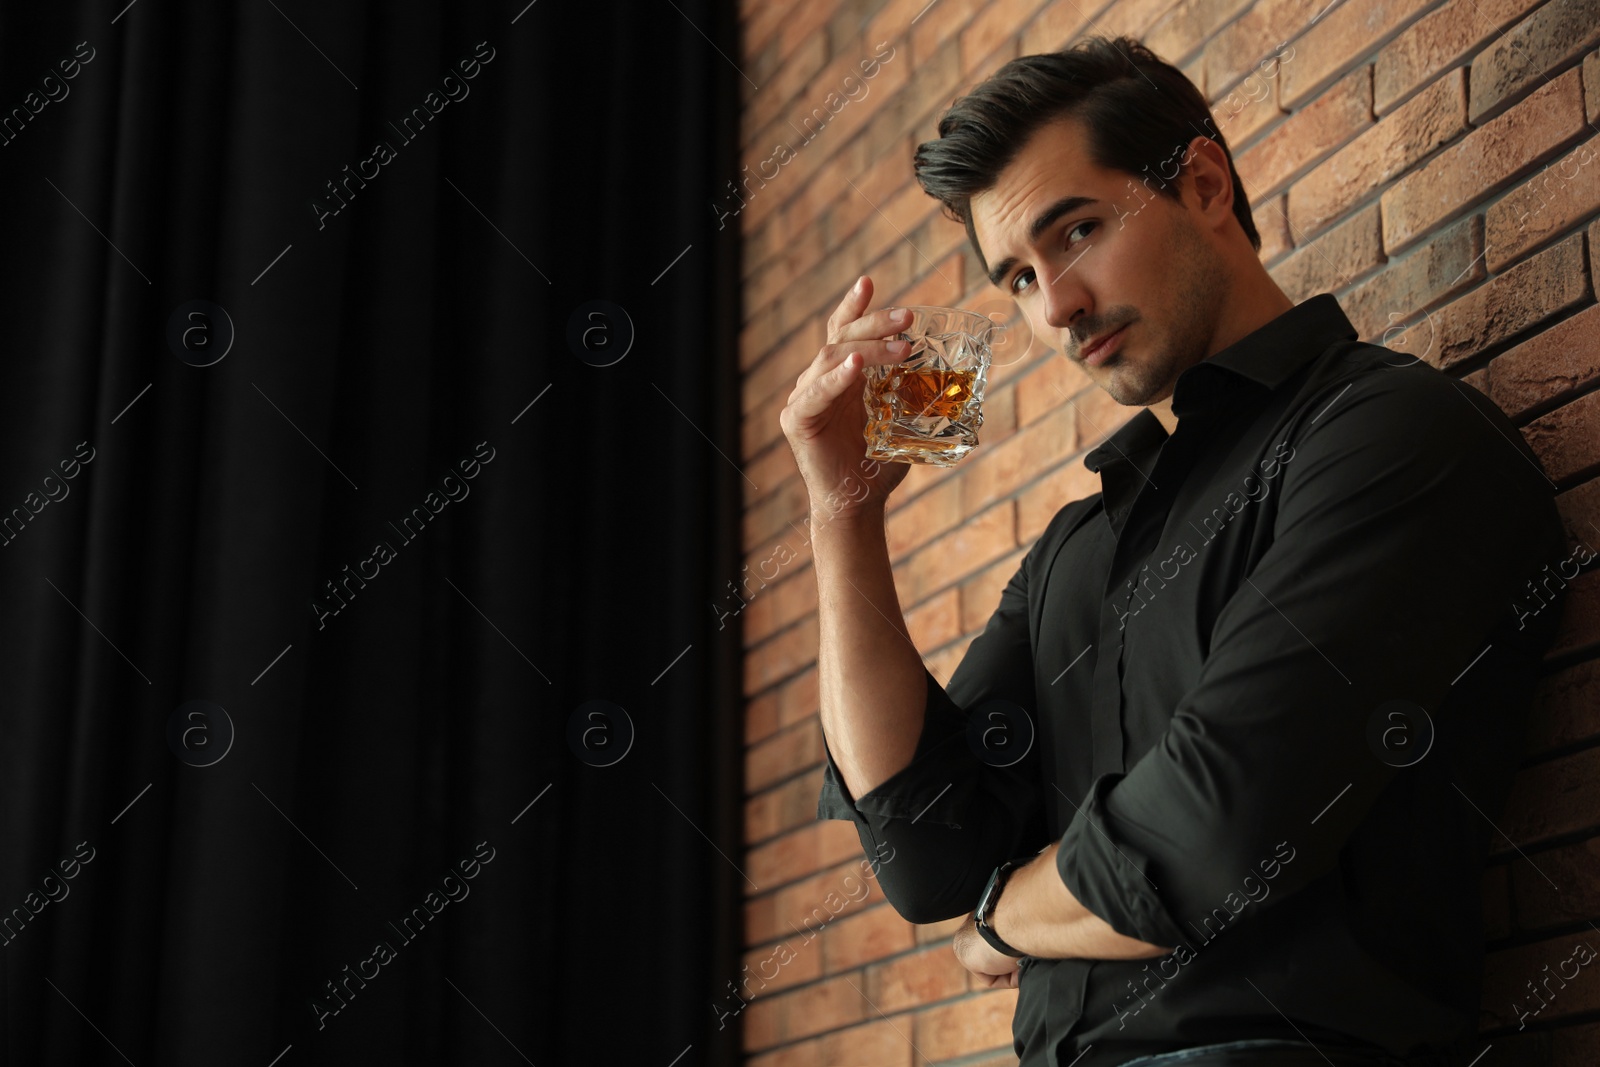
[833,304,914,348]
[789,338,909,404]
[787,351,864,421]
[825,275,873,342]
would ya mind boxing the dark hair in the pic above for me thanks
[913,35,1260,278]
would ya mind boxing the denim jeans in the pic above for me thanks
[1116,1037,1412,1067]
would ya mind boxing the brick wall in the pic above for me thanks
[731,1,1600,1064]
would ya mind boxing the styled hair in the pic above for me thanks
[912,35,1260,278]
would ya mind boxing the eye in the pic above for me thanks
[1009,220,1098,295]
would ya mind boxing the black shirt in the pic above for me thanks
[815,293,1568,1067]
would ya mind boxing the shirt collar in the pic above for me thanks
[1082,293,1357,475]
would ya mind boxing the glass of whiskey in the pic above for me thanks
[862,305,997,467]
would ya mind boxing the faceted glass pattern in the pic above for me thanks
[861,305,996,467]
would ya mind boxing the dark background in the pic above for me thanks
[0,1,747,1063]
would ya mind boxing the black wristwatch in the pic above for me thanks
[973,857,1027,957]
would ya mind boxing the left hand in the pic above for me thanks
[952,919,1025,989]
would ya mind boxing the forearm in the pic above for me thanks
[811,504,928,799]
[990,842,1171,960]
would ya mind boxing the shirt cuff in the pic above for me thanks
[1056,772,1190,950]
[814,664,979,830]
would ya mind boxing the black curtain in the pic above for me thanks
[0,1,746,1063]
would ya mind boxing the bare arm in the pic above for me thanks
[811,508,928,800]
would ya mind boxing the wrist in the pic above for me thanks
[808,499,885,535]
[974,858,1029,958]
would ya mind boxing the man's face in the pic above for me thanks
[969,113,1229,408]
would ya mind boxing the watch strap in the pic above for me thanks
[974,858,1027,958]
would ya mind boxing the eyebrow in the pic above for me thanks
[984,195,1099,288]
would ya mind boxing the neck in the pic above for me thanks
[1148,273,1294,436]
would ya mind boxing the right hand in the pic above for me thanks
[779,275,914,524]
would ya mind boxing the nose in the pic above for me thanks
[1039,262,1090,339]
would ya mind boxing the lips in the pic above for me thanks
[1080,324,1127,367]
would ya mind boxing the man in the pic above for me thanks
[779,34,1568,1067]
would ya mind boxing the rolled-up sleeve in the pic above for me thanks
[1057,369,1568,949]
[815,529,1051,924]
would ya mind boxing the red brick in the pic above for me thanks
[905,586,962,653]
[914,988,1021,1061]
[1380,69,1586,255]
[1424,229,1589,371]
[744,388,791,459]
[982,379,1020,448]
[1509,832,1600,931]
[822,902,916,972]
[742,567,818,649]
[764,973,868,1046]
[1014,353,1094,427]
[1069,383,1140,451]
[1236,66,1372,203]
[864,943,970,1014]
[1525,658,1600,757]
[1547,570,1600,658]
[1557,476,1600,550]
[959,546,1030,633]
[744,613,819,696]
[1278,0,1435,110]
[777,667,820,729]
[1338,212,1482,344]
[760,857,888,945]
[1468,0,1600,124]
[1078,0,1187,46]
[747,716,824,795]
[1525,388,1600,484]
[1555,1022,1600,1066]
[1500,745,1600,851]
[891,250,966,310]
[740,928,824,997]
[746,690,781,748]
[1588,48,1600,124]
[748,820,864,893]
[1484,132,1600,273]
[1481,303,1600,420]
[1268,202,1385,307]
[745,766,825,845]
[959,403,1078,517]
[1203,0,1313,100]
[1211,67,1283,152]
[1288,68,1466,243]
[958,0,1032,76]
[1146,0,1256,69]
[1018,0,1095,56]
[1483,863,1511,941]
[1017,458,1102,544]
[1480,932,1600,1030]
[897,499,1016,606]
[1374,0,1534,116]
[818,1018,916,1067]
